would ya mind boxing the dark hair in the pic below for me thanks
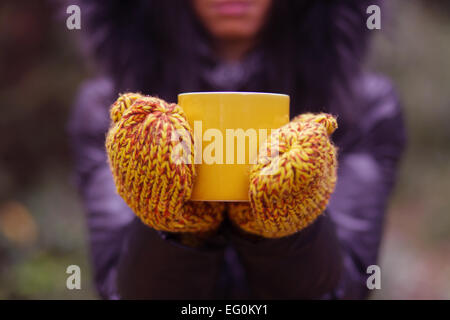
[78,0,377,131]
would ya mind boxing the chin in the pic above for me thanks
[212,24,258,40]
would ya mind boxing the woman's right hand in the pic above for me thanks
[106,93,224,233]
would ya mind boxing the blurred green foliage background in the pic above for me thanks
[0,0,449,299]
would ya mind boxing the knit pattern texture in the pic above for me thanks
[106,93,337,238]
[228,113,338,238]
[105,93,224,233]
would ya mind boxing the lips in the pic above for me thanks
[212,0,252,16]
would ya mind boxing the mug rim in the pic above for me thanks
[178,91,289,98]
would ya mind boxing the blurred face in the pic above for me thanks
[191,0,273,41]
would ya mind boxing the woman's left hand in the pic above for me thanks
[228,113,338,238]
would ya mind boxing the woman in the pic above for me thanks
[69,0,406,299]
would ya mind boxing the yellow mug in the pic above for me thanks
[178,92,290,201]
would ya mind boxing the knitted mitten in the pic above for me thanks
[228,113,338,238]
[106,93,224,233]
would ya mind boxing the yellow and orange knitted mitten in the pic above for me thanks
[105,93,224,233]
[228,113,338,238]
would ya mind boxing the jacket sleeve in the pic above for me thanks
[68,77,225,299]
[229,74,407,299]
[325,75,407,299]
